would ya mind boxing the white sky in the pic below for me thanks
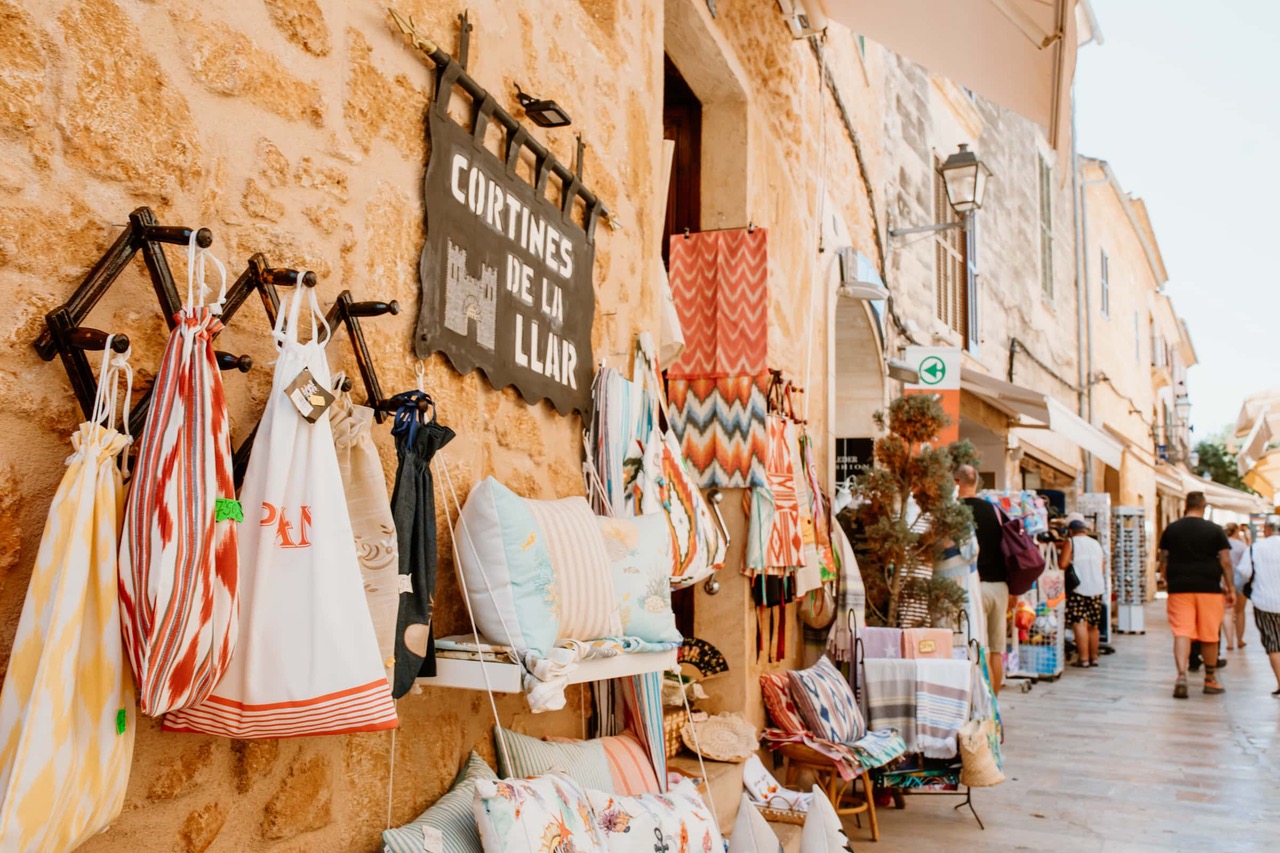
[1073,0,1277,441]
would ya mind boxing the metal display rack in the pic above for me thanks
[1076,493,1113,643]
[1112,507,1148,634]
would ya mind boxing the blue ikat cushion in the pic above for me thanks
[786,655,864,744]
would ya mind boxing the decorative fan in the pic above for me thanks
[679,637,728,677]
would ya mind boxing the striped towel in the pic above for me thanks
[915,658,972,759]
[864,659,917,754]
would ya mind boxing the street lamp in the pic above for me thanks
[888,144,992,237]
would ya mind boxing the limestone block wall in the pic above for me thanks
[0,0,880,850]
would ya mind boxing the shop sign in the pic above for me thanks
[835,437,874,483]
[903,346,961,444]
[414,63,602,414]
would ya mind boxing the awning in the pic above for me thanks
[1188,470,1273,514]
[1241,449,1280,504]
[818,0,1092,149]
[961,368,1124,469]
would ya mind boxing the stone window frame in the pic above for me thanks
[1037,152,1054,302]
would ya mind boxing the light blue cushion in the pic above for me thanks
[598,514,681,644]
[382,751,495,853]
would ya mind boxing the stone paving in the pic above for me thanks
[853,601,1280,852]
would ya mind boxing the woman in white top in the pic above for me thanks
[1237,517,1280,696]
[1060,516,1107,668]
[1225,523,1250,649]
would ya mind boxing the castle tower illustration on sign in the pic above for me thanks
[443,238,498,351]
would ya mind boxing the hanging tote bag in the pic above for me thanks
[118,234,239,716]
[330,384,399,679]
[164,283,397,738]
[0,342,136,851]
[387,390,455,699]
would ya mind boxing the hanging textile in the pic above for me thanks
[585,352,653,518]
[388,390,455,698]
[763,415,805,570]
[165,284,396,738]
[330,385,399,677]
[743,485,777,575]
[0,343,136,851]
[621,672,668,793]
[826,522,866,663]
[666,374,769,488]
[656,258,686,371]
[118,234,239,716]
[789,421,822,595]
[666,227,769,380]
[799,433,837,583]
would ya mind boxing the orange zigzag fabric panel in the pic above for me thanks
[667,228,768,379]
[667,375,769,489]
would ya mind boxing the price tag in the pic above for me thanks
[285,367,335,423]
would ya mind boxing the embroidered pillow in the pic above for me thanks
[383,751,495,853]
[473,774,604,853]
[759,671,807,734]
[455,477,621,656]
[543,731,662,796]
[787,656,864,743]
[587,778,723,852]
[599,514,681,644]
[495,726,614,792]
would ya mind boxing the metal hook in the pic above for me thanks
[415,360,427,393]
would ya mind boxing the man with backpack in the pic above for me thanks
[1157,492,1236,699]
[955,465,1012,694]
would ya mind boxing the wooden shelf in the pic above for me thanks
[418,648,678,693]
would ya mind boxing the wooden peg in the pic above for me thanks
[346,299,400,318]
[215,351,253,373]
[67,328,130,353]
[141,225,212,248]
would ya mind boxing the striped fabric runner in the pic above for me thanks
[624,671,667,792]
[119,306,239,716]
[527,498,620,642]
[163,678,395,739]
[914,659,972,759]
[864,658,917,754]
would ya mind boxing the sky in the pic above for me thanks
[1073,1,1278,441]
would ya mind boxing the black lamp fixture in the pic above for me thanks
[515,84,572,128]
[938,143,992,215]
[889,143,992,237]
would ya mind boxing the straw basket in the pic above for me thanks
[680,712,757,763]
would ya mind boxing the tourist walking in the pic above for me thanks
[1236,517,1280,696]
[1060,514,1106,667]
[1228,523,1251,649]
[954,465,1009,694]
[1157,492,1236,699]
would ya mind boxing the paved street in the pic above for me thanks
[862,602,1280,852]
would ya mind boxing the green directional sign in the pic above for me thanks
[918,355,946,386]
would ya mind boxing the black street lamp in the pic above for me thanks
[939,144,992,215]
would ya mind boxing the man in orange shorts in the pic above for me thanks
[1157,492,1236,698]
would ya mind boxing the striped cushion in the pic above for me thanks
[787,656,864,744]
[760,671,807,734]
[495,726,614,792]
[382,751,494,853]
[526,497,621,642]
[547,731,661,796]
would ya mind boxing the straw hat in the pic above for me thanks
[680,712,758,763]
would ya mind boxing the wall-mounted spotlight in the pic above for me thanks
[887,359,919,384]
[836,246,888,300]
[515,85,572,128]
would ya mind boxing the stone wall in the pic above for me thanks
[0,1,878,849]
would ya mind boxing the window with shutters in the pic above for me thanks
[1100,249,1110,317]
[1038,154,1054,299]
[934,159,968,340]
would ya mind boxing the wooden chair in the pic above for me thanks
[777,742,879,841]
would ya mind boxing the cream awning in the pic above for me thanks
[961,368,1124,469]
[1241,449,1280,504]
[818,0,1091,148]
[1187,469,1273,514]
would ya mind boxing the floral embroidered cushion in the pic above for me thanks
[472,774,604,853]
[586,778,723,852]
[598,514,681,644]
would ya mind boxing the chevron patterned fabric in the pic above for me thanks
[667,228,769,379]
[667,374,769,488]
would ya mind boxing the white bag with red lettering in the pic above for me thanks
[164,283,397,738]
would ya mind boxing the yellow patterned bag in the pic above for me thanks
[0,343,136,850]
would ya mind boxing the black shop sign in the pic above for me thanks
[414,61,602,414]
[836,437,875,484]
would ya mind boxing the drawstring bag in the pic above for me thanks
[118,233,239,716]
[388,390,455,699]
[165,283,396,738]
[0,342,136,850]
[330,381,399,678]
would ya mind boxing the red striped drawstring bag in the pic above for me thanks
[164,279,396,738]
[118,232,240,716]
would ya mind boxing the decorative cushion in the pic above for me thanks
[382,751,495,853]
[787,656,864,744]
[495,726,614,792]
[544,731,662,796]
[799,784,849,852]
[727,792,783,852]
[759,671,807,734]
[473,774,604,853]
[456,477,620,656]
[587,777,723,852]
[598,514,681,644]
